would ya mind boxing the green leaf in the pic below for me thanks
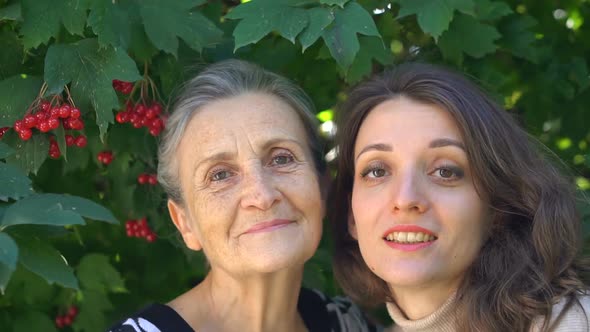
[139,0,223,56]
[346,36,393,83]
[0,141,14,159]
[438,13,500,64]
[474,0,513,20]
[299,7,334,52]
[498,15,539,63]
[320,0,349,6]
[227,0,309,50]
[321,1,380,69]
[44,39,141,139]
[0,3,21,21]
[87,0,132,49]
[13,310,58,332]
[396,0,474,40]
[0,30,24,80]
[0,262,11,294]
[4,133,49,175]
[11,234,78,289]
[71,289,113,332]
[77,253,126,293]
[0,233,18,292]
[1,193,117,229]
[0,75,43,128]
[0,162,34,201]
[20,0,91,49]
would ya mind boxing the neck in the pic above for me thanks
[170,266,307,332]
[389,281,458,320]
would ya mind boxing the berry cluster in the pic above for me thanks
[137,173,158,185]
[48,134,87,159]
[55,305,78,329]
[0,127,9,139]
[97,151,114,165]
[14,101,83,141]
[115,101,165,136]
[125,218,157,242]
[112,80,134,94]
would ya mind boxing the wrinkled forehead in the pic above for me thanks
[174,93,312,172]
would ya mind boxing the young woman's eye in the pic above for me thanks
[209,169,233,182]
[432,166,464,181]
[270,152,295,166]
[360,163,389,179]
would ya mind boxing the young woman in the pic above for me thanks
[109,59,377,332]
[329,63,590,331]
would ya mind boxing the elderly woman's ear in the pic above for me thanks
[167,199,203,251]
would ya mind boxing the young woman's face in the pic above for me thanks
[169,92,324,276]
[350,97,489,296]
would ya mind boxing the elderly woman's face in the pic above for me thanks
[168,92,323,275]
[350,97,489,296]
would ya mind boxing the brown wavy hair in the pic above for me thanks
[329,63,590,331]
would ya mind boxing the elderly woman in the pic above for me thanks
[329,63,590,331]
[109,60,377,332]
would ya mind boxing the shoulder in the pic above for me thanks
[299,288,382,332]
[107,303,194,332]
[531,293,590,332]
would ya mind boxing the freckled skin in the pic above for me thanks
[350,97,489,298]
[171,92,324,277]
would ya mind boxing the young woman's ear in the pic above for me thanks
[167,199,202,251]
[348,213,358,240]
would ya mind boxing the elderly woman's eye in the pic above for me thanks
[210,169,232,182]
[270,153,295,166]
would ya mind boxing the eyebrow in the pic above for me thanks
[429,138,465,150]
[355,143,392,161]
[355,138,465,161]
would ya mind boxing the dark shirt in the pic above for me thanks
[108,288,379,332]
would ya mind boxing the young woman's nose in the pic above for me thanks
[388,170,428,214]
[239,165,281,210]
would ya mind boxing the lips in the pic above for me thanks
[243,219,294,234]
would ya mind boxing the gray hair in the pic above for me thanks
[157,59,326,204]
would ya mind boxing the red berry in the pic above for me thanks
[151,118,163,129]
[145,108,156,119]
[59,105,71,118]
[126,229,134,237]
[0,127,9,139]
[148,175,157,185]
[14,120,24,132]
[63,315,72,326]
[67,305,78,318]
[139,228,148,237]
[134,104,146,115]
[36,111,48,122]
[69,108,81,119]
[23,115,37,128]
[19,128,32,140]
[50,107,61,119]
[75,135,87,148]
[49,150,60,159]
[40,121,52,133]
[137,174,148,184]
[149,127,161,136]
[146,233,156,242]
[68,118,84,130]
[65,134,75,146]
[116,112,129,123]
[40,100,51,112]
[55,315,65,328]
[48,118,60,130]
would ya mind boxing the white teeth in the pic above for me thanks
[384,231,436,243]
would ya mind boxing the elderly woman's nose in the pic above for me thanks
[239,165,281,210]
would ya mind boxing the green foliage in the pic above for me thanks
[0,0,589,330]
